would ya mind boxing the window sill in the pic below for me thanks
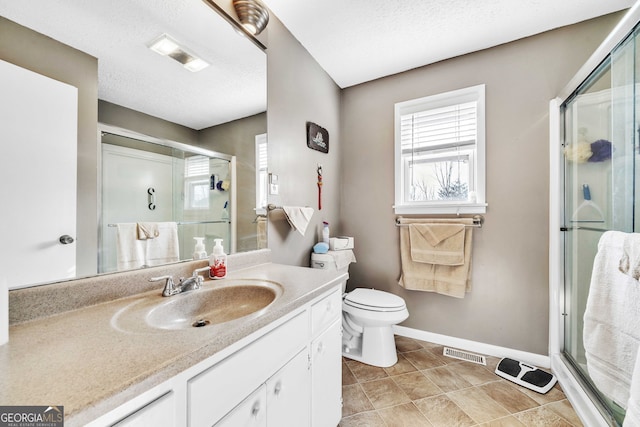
[394,203,487,215]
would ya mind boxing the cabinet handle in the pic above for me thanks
[317,341,324,354]
[251,400,261,417]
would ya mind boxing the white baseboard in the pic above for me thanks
[394,325,551,369]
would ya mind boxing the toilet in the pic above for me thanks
[311,251,409,367]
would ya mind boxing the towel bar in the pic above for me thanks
[266,204,312,211]
[395,215,484,228]
[107,220,229,227]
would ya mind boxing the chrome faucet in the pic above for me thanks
[179,266,210,292]
[150,266,210,297]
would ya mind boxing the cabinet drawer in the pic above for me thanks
[188,311,308,427]
[112,391,175,427]
[311,288,341,336]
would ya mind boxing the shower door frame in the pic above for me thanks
[549,3,640,426]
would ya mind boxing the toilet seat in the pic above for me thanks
[344,288,406,312]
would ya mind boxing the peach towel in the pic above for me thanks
[398,217,474,298]
[408,223,466,265]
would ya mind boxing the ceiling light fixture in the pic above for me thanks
[148,34,209,72]
[233,0,269,36]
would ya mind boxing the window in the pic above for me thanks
[255,133,268,215]
[394,84,486,214]
[184,155,210,210]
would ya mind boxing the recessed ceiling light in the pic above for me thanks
[148,34,209,72]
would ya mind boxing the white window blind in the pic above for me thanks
[184,155,209,209]
[185,155,209,177]
[400,101,477,154]
[255,133,268,214]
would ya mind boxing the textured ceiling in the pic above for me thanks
[0,0,266,130]
[2,1,635,129]
[263,0,636,88]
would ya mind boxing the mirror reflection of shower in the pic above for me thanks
[99,128,235,274]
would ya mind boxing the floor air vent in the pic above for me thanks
[443,347,487,365]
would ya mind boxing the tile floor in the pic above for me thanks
[339,336,583,427]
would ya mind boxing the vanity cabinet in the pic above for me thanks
[310,290,342,427]
[215,385,267,427]
[91,285,343,427]
[188,310,309,426]
[111,392,176,427]
[266,348,310,426]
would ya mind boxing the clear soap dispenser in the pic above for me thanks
[209,239,227,279]
[192,237,207,260]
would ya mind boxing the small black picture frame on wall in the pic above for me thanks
[306,121,329,153]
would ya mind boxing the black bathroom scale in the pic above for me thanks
[495,358,557,394]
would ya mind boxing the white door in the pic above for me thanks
[311,320,342,427]
[266,348,311,426]
[215,385,267,427]
[0,59,77,289]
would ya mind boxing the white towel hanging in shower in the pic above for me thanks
[583,231,640,410]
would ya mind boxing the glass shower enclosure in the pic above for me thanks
[560,21,640,426]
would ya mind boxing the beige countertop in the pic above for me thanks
[1,260,346,426]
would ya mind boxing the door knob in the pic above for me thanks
[59,235,74,244]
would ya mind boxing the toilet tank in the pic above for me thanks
[310,253,348,272]
[310,252,349,293]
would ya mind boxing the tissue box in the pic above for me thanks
[329,236,354,251]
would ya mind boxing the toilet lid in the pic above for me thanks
[344,288,406,311]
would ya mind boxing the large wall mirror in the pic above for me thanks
[0,0,267,289]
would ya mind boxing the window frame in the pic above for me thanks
[394,84,487,214]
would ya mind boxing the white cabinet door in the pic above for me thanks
[0,59,77,289]
[266,348,310,427]
[215,385,267,427]
[311,320,342,427]
[112,392,175,427]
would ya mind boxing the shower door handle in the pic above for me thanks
[148,187,156,210]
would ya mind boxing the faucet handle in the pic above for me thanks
[150,275,174,283]
[150,275,179,297]
[193,266,210,276]
[192,266,210,286]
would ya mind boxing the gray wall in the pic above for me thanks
[266,15,342,266]
[339,12,624,355]
[98,100,199,146]
[0,16,98,277]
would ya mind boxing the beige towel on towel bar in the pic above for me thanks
[409,223,466,265]
[398,217,474,298]
[136,222,160,240]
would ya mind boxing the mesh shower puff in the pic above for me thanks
[564,142,592,163]
[589,139,613,162]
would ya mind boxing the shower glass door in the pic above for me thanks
[561,25,639,426]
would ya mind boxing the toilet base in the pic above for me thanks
[342,325,398,367]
